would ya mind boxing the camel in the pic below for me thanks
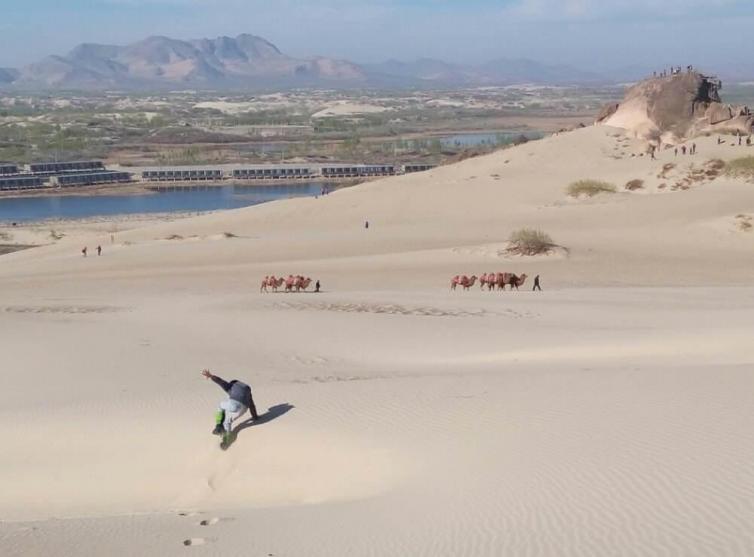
[507,273,529,290]
[284,275,297,292]
[480,273,497,290]
[450,275,462,290]
[492,272,512,291]
[271,277,284,292]
[451,275,477,291]
[261,275,285,293]
[296,277,312,292]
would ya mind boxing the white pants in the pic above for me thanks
[220,399,248,432]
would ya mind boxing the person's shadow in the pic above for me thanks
[223,403,295,449]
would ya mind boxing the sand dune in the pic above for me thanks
[2,125,754,556]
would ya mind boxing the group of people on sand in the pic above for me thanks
[451,273,542,291]
[81,245,102,257]
[260,274,320,293]
[674,144,697,156]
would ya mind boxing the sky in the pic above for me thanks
[1,0,753,74]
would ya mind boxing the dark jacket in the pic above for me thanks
[211,375,253,408]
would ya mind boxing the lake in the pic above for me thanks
[438,131,545,148]
[0,183,332,222]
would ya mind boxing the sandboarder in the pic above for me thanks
[202,369,259,449]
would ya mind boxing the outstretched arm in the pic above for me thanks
[201,369,231,392]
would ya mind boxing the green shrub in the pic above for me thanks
[725,157,754,179]
[507,228,556,256]
[567,179,617,197]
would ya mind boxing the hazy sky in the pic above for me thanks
[2,0,753,71]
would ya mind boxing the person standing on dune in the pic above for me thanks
[202,369,259,448]
[533,275,542,291]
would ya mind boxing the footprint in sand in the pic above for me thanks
[199,517,221,526]
[183,538,206,546]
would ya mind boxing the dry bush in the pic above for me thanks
[625,179,644,191]
[567,179,617,197]
[707,159,726,172]
[658,163,676,179]
[725,157,754,179]
[506,228,556,256]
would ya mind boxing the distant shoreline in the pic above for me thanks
[0,177,355,200]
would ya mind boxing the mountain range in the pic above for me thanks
[2,33,607,90]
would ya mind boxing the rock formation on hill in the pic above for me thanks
[597,70,753,144]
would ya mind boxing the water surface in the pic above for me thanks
[0,183,331,222]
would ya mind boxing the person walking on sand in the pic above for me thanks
[82,246,87,257]
[96,245,102,256]
[533,275,542,291]
[202,369,259,448]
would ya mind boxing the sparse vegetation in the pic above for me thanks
[625,179,644,191]
[658,163,676,179]
[506,228,556,256]
[567,179,617,197]
[725,157,754,179]
[0,86,613,168]
[735,214,752,231]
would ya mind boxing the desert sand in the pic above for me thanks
[1,126,754,556]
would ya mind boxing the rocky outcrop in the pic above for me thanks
[597,71,753,144]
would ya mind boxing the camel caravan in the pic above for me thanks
[451,273,528,291]
[260,275,313,293]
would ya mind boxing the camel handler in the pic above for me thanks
[202,369,259,440]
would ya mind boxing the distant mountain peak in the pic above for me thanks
[11,33,366,89]
[3,33,615,90]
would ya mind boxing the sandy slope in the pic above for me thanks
[1,126,754,556]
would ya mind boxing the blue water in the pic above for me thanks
[438,131,545,148]
[0,183,332,222]
[385,131,544,152]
